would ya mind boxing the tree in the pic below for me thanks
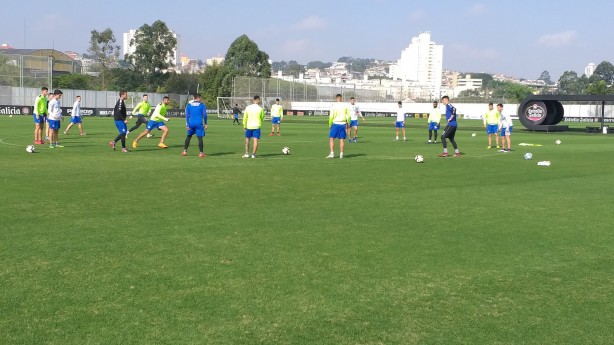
[538,70,552,85]
[220,35,271,96]
[53,74,94,90]
[557,71,589,94]
[200,62,225,107]
[0,54,19,86]
[586,80,611,95]
[126,20,177,90]
[306,61,332,69]
[88,28,120,88]
[163,73,200,95]
[590,61,614,84]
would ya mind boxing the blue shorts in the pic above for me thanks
[146,120,166,131]
[428,122,440,131]
[350,120,359,127]
[501,127,511,136]
[245,128,261,139]
[329,123,347,139]
[33,114,46,124]
[70,116,82,124]
[486,124,499,134]
[187,124,205,137]
[115,120,127,134]
[48,119,61,130]
[395,121,405,128]
[271,117,281,124]
[234,114,239,119]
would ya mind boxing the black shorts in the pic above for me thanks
[441,125,457,140]
[137,114,148,123]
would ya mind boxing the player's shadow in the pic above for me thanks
[258,153,285,157]
[207,151,235,157]
[342,153,367,159]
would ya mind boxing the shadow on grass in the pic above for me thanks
[342,153,367,158]
[207,152,236,157]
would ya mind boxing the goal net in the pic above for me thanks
[216,97,254,119]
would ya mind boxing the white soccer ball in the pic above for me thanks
[26,145,36,153]
[471,133,476,137]
[555,139,561,145]
[524,152,533,160]
[146,133,154,138]
[282,147,290,155]
[414,154,424,163]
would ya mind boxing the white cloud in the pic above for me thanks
[408,9,426,22]
[537,30,577,47]
[277,39,324,61]
[467,3,487,15]
[293,16,327,31]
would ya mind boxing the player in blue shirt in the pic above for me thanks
[182,93,207,158]
[439,96,461,157]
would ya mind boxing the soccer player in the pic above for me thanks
[232,104,241,125]
[45,93,54,141]
[242,95,265,158]
[269,98,283,136]
[483,102,500,149]
[64,96,85,136]
[126,94,151,138]
[347,96,365,143]
[438,95,461,157]
[47,90,63,148]
[182,93,207,158]
[427,100,441,144]
[133,96,171,149]
[109,90,129,152]
[33,87,48,144]
[394,101,406,141]
[327,94,351,159]
[498,103,512,152]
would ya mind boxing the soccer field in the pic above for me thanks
[1,115,613,344]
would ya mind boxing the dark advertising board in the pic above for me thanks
[0,105,32,115]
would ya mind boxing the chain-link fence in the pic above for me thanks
[0,85,187,110]
[0,54,52,89]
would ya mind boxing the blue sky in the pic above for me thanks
[2,0,612,80]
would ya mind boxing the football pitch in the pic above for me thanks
[1,115,613,344]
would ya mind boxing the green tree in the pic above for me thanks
[590,61,614,84]
[586,80,611,95]
[0,54,19,86]
[126,20,178,90]
[200,62,225,107]
[163,73,200,95]
[306,61,332,69]
[53,74,94,90]
[220,35,271,96]
[538,70,552,85]
[557,71,589,94]
[88,28,120,89]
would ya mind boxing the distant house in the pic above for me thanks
[0,48,82,75]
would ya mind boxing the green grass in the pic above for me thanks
[1,115,613,344]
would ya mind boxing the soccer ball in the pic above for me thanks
[414,154,424,163]
[524,152,533,160]
[146,133,154,138]
[471,133,476,137]
[26,145,36,153]
[282,147,290,155]
[555,139,561,145]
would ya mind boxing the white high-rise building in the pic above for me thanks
[585,63,596,78]
[389,32,443,98]
[123,29,179,67]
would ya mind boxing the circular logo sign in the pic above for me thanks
[524,101,547,123]
[21,107,31,115]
